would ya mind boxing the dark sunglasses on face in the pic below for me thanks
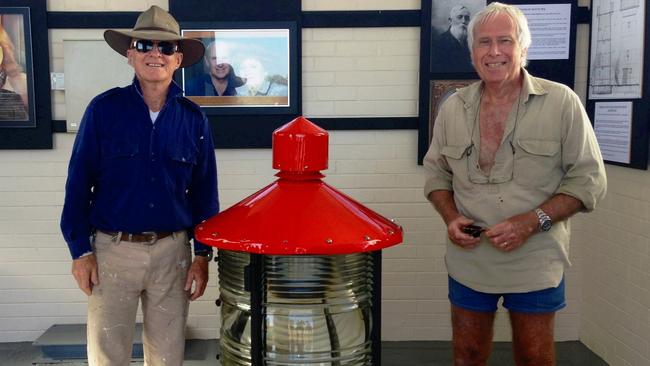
[131,39,178,56]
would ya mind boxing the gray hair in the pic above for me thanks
[467,2,531,67]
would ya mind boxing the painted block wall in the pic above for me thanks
[577,166,650,366]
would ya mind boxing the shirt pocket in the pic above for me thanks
[104,141,139,159]
[441,145,468,160]
[166,143,199,192]
[514,139,561,188]
[441,144,473,189]
[102,141,141,188]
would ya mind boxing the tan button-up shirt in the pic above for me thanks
[423,69,607,293]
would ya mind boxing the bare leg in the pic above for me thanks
[451,304,496,366]
[509,311,556,366]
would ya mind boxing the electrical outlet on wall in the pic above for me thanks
[50,72,65,90]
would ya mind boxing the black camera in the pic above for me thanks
[462,225,484,238]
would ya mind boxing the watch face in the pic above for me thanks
[541,220,552,231]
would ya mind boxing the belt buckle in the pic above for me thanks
[142,231,158,245]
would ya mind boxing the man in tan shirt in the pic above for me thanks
[423,3,606,365]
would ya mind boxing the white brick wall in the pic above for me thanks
[301,0,419,11]
[1,3,648,365]
[302,28,419,117]
[46,0,168,11]
[578,166,650,366]
[0,132,222,341]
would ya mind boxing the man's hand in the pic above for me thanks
[485,211,538,252]
[428,190,481,250]
[71,254,98,296]
[448,216,482,249]
[185,256,209,301]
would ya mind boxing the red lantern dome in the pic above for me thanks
[195,116,403,255]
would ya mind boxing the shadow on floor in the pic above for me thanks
[0,340,608,365]
[382,341,609,366]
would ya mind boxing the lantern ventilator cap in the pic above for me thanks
[196,116,403,255]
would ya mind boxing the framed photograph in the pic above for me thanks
[428,79,477,144]
[179,21,297,115]
[429,0,486,74]
[0,0,50,149]
[588,0,645,99]
[0,7,35,127]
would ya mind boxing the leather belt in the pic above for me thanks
[99,230,173,245]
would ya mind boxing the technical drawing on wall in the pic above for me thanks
[589,0,645,99]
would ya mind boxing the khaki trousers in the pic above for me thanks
[87,231,191,366]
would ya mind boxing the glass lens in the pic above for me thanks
[217,250,374,365]
[134,39,153,53]
[157,41,177,55]
[133,40,177,56]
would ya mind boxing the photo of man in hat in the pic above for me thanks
[60,5,218,365]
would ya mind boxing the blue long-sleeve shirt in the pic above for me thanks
[61,79,219,259]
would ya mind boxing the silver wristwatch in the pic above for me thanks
[534,208,552,232]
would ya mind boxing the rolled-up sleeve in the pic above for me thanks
[423,103,454,200]
[556,90,607,211]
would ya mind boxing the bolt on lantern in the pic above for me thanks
[196,116,403,365]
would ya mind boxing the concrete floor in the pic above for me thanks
[0,340,608,365]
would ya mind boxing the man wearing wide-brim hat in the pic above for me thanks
[61,6,218,365]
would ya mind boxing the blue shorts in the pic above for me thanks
[448,276,566,313]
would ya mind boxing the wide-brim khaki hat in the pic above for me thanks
[103,5,204,68]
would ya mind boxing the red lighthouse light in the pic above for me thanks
[196,116,403,255]
[195,116,403,365]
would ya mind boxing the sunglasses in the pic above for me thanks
[131,39,178,56]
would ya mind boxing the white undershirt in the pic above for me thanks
[149,110,160,123]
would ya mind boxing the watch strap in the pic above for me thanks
[534,208,552,231]
[195,250,213,260]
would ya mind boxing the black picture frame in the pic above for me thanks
[177,21,298,116]
[585,0,650,169]
[0,7,35,128]
[0,0,52,149]
[418,0,579,163]
[0,0,50,149]
[588,0,645,100]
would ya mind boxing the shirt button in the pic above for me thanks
[149,203,155,208]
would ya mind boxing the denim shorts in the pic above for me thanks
[448,276,566,313]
